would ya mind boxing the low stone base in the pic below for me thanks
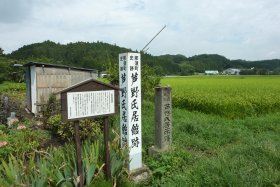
[7,117,19,127]
[130,164,151,183]
[148,145,169,156]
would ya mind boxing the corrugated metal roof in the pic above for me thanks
[24,62,98,73]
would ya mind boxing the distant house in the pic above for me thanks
[24,62,98,114]
[223,68,240,75]
[99,71,109,78]
[205,70,219,75]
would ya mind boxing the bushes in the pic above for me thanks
[47,114,102,142]
[0,57,25,83]
[107,62,161,100]
[144,149,192,186]
[0,114,130,186]
[0,122,50,160]
[41,94,102,142]
[0,82,26,126]
[0,130,132,186]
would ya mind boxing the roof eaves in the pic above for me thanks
[56,78,120,94]
[24,62,98,72]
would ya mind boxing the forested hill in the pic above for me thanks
[8,40,280,75]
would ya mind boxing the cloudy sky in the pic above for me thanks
[0,0,279,60]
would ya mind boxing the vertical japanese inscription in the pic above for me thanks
[162,88,172,146]
[119,53,142,171]
[119,54,128,146]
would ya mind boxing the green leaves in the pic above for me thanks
[0,140,101,186]
[47,114,101,142]
[82,140,99,185]
[107,61,161,100]
[0,155,24,186]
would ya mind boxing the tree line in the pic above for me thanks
[0,40,280,83]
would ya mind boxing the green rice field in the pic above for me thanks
[161,76,280,118]
[141,76,280,186]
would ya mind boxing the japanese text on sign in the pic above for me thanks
[67,90,115,119]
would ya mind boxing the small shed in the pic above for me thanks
[24,62,98,114]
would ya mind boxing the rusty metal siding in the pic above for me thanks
[70,70,97,85]
[34,66,98,108]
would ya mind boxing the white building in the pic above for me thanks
[99,71,109,78]
[223,68,240,75]
[205,70,219,75]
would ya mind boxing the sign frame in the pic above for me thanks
[67,90,115,120]
[57,78,119,122]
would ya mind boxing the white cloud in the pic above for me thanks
[0,0,279,60]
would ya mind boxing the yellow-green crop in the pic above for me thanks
[161,76,280,118]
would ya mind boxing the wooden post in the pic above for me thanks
[74,121,84,187]
[103,117,111,180]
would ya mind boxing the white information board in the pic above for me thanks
[67,90,115,119]
[119,52,142,171]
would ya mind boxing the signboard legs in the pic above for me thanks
[59,79,119,183]
[74,118,111,185]
[74,121,84,187]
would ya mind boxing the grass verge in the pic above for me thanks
[141,101,280,186]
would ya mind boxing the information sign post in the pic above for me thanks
[58,79,119,184]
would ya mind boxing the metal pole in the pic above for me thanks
[141,25,166,52]
[74,121,84,187]
[103,117,111,180]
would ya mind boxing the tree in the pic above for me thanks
[272,68,280,75]
[107,62,161,100]
[0,47,4,56]
[179,62,195,75]
[0,57,9,83]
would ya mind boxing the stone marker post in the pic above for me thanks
[149,86,172,155]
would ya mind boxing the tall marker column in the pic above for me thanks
[119,52,142,171]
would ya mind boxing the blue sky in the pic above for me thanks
[0,0,279,60]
